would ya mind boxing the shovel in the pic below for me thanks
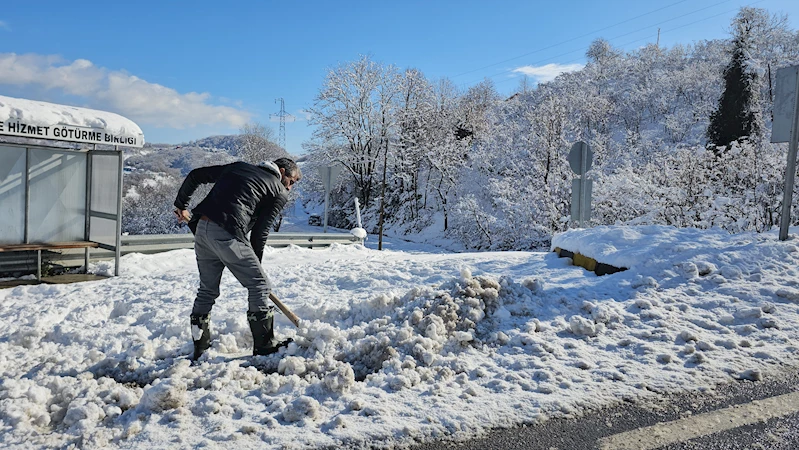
[269,292,301,327]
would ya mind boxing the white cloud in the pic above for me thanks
[0,53,251,129]
[512,63,584,83]
[0,20,9,31]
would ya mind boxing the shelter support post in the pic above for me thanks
[24,148,30,244]
[85,149,93,273]
[115,147,123,276]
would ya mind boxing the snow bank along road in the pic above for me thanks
[1,226,799,449]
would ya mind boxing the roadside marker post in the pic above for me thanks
[318,165,342,233]
[773,65,799,241]
[568,141,593,228]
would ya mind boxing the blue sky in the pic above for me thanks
[1,0,798,154]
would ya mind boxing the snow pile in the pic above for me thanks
[1,226,798,449]
[350,227,367,240]
[552,225,746,269]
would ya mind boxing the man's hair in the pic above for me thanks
[273,157,301,180]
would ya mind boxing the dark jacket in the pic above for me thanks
[174,161,288,260]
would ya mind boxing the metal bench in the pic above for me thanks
[0,241,99,281]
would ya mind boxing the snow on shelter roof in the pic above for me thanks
[0,94,144,148]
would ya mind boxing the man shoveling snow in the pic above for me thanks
[173,158,302,360]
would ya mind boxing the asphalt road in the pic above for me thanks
[408,369,799,450]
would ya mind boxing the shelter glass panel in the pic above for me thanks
[0,146,26,244]
[89,153,120,247]
[28,149,86,242]
[90,217,116,247]
[91,154,119,215]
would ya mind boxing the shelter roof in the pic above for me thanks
[0,95,144,147]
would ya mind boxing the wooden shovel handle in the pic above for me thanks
[269,292,301,327]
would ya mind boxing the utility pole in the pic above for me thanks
[656,28,661,48]
[378,139,388,250]
[271,98,293,150]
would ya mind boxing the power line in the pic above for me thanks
[546,0,766,84]
[462,0,737,87]
[463,0,762,89]
[451,0,695,79]
[486,0,767,89]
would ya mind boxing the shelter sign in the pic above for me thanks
[0,120,144,148]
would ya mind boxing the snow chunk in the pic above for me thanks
[695,261,716,276]
[63,400,105,428]
[678,262,699,278]
[679,330,699,342]
[720,265,743,280]
[631,276,658,289]
[569,316,603,337]
[734,308,762,320]
[0,379,52,429]
[522,277,543,293]
[453,330,474,343]
[759,318,779,329]
[191,324,204,341]
[324,363,356,393]
[278,356,307,376]
[635,299,653,309]
[140,380,187,412]
[739,369,762,381]
[776,288,799,301]
[656,354,673,364]
[283,396,320,422]
[762,303,777,314]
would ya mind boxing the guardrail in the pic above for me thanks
[0,231,364,276]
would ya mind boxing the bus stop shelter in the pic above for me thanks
[0,95,144,279]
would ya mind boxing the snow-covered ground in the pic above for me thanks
[2,224,799,449]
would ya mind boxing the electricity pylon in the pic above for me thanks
[271,98,294,150]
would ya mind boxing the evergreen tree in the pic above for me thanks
[706,9,764,151]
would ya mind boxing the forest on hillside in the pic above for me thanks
[121,124,291,235]
[299,7,799,250]
[124,7,799,251]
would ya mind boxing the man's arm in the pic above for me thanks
[173,164,229,212]
[251,195,288,260]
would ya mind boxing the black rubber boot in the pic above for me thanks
[190,314,211,360]
[248,310,288,356]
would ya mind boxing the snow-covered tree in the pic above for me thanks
[236,122,287,164]
[307,56,399,211]
[123,172,186,235]
[419,78,469,232]
[706,8,775,150]
[298,7,799,250]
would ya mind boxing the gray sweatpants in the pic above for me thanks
[192,219,274,315]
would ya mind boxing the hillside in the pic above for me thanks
[186,135,241,153]
[124,138,238,177]
[298,8,799,251]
